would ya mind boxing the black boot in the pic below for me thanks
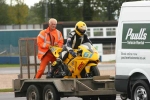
[51,59,66,78]
[46,66,57,78]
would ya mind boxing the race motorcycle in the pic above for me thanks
[48,42,100,78]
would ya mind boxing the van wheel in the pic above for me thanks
[99,95,116,100]
[131,80,150,100]
[43,84,60,100]
[26,85,42,100]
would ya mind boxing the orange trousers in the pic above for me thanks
[35,51,56,79]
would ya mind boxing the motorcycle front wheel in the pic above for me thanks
[80,66,100,78]
[80,66,100,100]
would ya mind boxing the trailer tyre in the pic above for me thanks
[131,80,150,100]
[99,95,116,100]
[120,94,127,100]
[82,96,98,100]
[43,84,60,100]
[26,85,42,100]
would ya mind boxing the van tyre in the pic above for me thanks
[131,80,150,100]
[26,85,42,100]
[43,84,60,100]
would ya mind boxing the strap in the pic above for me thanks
[48,33,54,46]
[45,29,54,46]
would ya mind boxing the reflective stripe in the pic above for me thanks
[46,41,51,44]
[38,50,45,54]
[43,43,46,48]
[38,34,44,39]
[61,51,68,58]
[45,33,48,43]
[72,35,76,48]
[70,31,75,36]
[57,30,62,40]
[49,33,54,45]
[54,42,57,45]
[81,36,84,44]
[66,46,72,51]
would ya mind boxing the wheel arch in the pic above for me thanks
[127,72,149,99]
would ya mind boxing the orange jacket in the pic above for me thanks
[37,27,64,60]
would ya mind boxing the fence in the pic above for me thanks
[0,29,41,64]
[0,24,43,30]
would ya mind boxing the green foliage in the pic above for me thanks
[0,0,10,24]
[26,1,45,24]
[7,1,29,24]
[83,0,93,21]
[0,0,142,24]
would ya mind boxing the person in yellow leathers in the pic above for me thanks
[50,21,92,78]
[35,18,64,79]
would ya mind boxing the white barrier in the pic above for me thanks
[101,54,116,62]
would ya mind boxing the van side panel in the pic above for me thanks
[115,4,150,92]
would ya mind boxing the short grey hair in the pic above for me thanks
[49,18,57,24]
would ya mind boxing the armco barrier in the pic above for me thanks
[0,57,19,64]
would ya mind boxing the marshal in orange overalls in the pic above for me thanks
[35,26,64,79]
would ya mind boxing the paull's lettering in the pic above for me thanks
[125,28,147,40]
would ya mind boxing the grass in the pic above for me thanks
[0,88,13,92]
[0,64,19,68]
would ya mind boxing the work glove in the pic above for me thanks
[49,45,52,49]
[69,50,77,57]
[55,44,59,47]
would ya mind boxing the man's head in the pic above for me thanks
[49,18,57,30]
[75,21,87,36]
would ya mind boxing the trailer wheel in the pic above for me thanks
[26,85,42,100]
[120,94,127,100]
[81,96,98,100]
[131,80,150,100]
[99,95,116,100]
[43,84,60,100]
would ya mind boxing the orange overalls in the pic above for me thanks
[35,27,64,78]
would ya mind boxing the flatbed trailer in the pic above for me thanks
[12,38,122,100]
[13,75,120,100]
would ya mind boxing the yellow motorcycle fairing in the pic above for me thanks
[49,46,62,58]
[85,63,97,73]
[78,45,99,61]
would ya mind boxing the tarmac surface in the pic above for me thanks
[0,63,115,89]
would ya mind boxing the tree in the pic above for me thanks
[83,0,93,21]
[8,0,29,24]
[26,1,45,24]
[99,0,141,21]
[61,0,81,21]
[0,0,10,24]
[25,6,43,24]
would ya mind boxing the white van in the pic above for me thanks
[115,1,150,100]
